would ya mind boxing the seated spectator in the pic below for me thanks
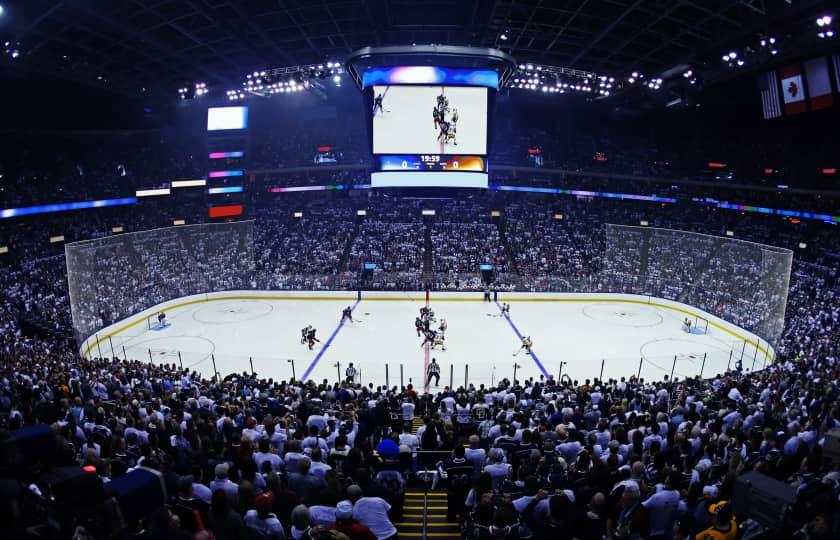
[330,500,377,540]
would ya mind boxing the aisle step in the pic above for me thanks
[399,531,462,538]
[401,514,457,521]
[396,488,461,539]
[396,522,459,528]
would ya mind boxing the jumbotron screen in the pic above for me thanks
[371,85,488,155]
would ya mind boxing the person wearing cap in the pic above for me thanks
[330,500,376,540]
[209,463,239,503]
[694,501,736,540]
[244,492,286,539]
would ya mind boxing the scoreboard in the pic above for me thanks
[376,155,487,172]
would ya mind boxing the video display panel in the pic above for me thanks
[372,85,487,155]
[207,106,249,131]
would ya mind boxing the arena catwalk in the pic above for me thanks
[82,291,771,391]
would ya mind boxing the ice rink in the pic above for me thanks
[372,85,488,155]
[91,292,771,390]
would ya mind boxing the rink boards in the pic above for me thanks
[80,290,774,388]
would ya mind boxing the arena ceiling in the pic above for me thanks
[0,0,834,102]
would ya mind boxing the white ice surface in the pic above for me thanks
[103,297,764,390]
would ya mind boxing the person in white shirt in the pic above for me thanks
[208,463,239,503]
[348,484,396,540]
[398,425,419,451]
[401,398,415,421]
[641,471,685,538]
[254,439,284,472]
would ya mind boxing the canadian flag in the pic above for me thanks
[779,65,807,115]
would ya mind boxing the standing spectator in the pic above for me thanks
[244,492,286,539]
[206,489,247,540]
[348,484,397,540]
[288,456,327,506]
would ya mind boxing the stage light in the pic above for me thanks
[333,75,341,83]
[728,51,737,58]
[631,71,639,78]
[0,5,4,16]
[628,77,635,84]
[526,63,533,70]
[683,69,693,78]
[817,15,832,27]
[10,49,18,59]
[500,31,509,41]
[736,59,745,66]
[770,49,778,55]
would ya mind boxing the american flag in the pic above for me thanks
[758,70,781,119]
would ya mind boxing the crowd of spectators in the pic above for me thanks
[1,316,837,539]
[0,187,837,540]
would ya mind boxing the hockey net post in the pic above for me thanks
[691,315,709,335]
[147,313,167,330]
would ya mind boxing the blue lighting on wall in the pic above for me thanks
[1,197,138,219]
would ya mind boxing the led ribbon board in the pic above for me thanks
[362,67,499,89]
[1,197,137,219]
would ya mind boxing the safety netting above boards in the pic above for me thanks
[66,221,256,343]
[600,224,793,347]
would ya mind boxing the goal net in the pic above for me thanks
[686,315,709,335]
[65,221,255,344]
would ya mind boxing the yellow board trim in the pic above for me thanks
[83,294,773,363]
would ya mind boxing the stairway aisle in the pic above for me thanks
[395,489,461,539]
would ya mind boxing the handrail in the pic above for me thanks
[422,466,429,540]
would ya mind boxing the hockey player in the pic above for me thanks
[421,329,437,348]
[415,317,424,337]
[438,318,447,334]
[514,336,533,356]
[373,93,386,115]
[157,311,166,328]
[432,333,446,351]
[306,328,320,350]
[437,120,450,143]
[433,106,441,129]
[341,306,353,323]
[683,317,692,333]
[501,303,511,316]
[301,325,312,344]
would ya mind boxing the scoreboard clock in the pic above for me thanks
[377,155,486,172]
